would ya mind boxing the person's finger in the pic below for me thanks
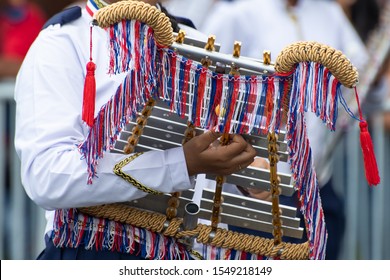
[250,157,270,169]
[227,142,257,168]
[218,134,250,158]
[194,130,222,151]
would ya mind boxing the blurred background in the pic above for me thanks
[1,0,389,260]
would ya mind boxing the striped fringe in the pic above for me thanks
[78,20,343,260]
[285,62,341,259]
[51,208,272,260]
[52,208,191,260]
[78,20,159,183]
[201,244,270,260]
[156,49,287,134]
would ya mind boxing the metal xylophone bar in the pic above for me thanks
[112,100,294,195]
[123,188,303,239]
[111,99,302,238]
[170,32,275,76]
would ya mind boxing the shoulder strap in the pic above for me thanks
[159,4,196,32]
[43,6,82,29]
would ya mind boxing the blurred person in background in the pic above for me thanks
[164,0,236,30]
[201,0,369,259]
[338,0,390,133]
[0,0,46,79]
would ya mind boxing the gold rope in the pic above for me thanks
[78,204,310,259]
[275,41,359,88]
[94,0,174,47]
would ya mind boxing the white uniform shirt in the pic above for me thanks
[202,0,368,185]
[14,1,197,235]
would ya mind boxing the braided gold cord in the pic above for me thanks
[275,41,358,88]
[94,0,174,47]
[268,132,283,245]
[124,98,155,154]
[113,153,164,195]
[211,133,230,230]
[78,205,309,259]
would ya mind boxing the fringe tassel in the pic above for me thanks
[201,244,269,260]
[281,62,345,259]
[52,209,191,260]
[82,25,97,127]
[359,121,380,186]
[354,87,380,186]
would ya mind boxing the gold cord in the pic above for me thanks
[78,204,310,259]
[113,152,163,195]
[275,41,359,88]
[94,1,174,47]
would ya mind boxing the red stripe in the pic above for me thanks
[170,54,177,112]
[195,68,207,126]
[263,77,275,134]
[86,5,94,17]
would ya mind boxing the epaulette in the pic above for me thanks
[159,5,196,32]
[175,16,196,30]
[42,6,82,29]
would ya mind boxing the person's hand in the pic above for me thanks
[183,131,256,176]
[243,157,273,201]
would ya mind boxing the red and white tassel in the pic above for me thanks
[354,87,380,186]
[82,24,96,127]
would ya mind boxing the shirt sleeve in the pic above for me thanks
[14,23,193,211]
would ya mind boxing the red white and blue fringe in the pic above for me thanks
[52,208,191,260]
[76,20,346,260]
[52,209,273,260]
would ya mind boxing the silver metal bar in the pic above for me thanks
[183,202,200,231]
[224,172,294,196]
[170,41,275,75]
[189,188,297,217]
[124,190,303,239]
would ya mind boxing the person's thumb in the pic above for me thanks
[195,130,221,150]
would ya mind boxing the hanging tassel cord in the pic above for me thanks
[82,24,97,127]
[354,87,380,186]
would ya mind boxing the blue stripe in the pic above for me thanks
[89,0,99,10]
